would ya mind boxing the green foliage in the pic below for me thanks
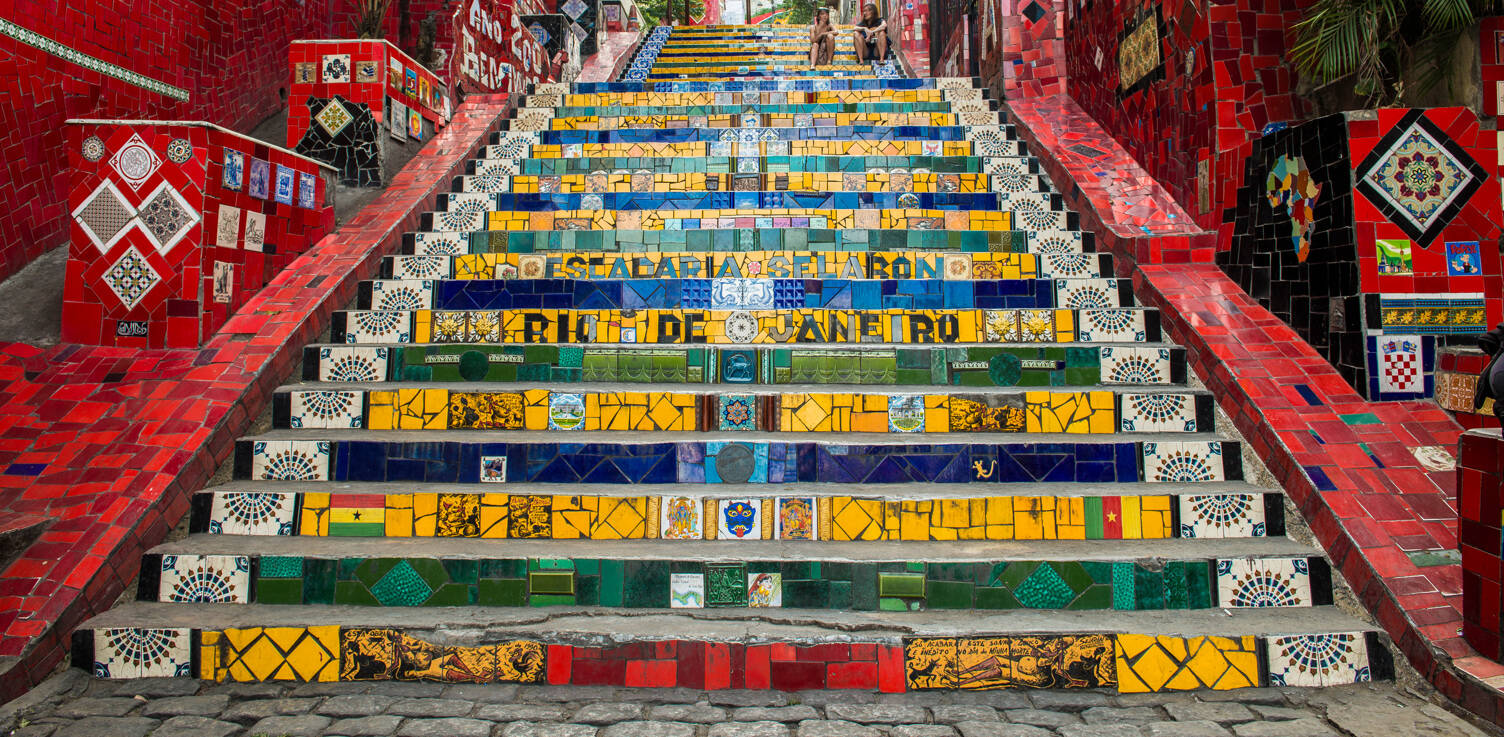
[777,0,820,25]
[1292,0,1501,104]
[638,0,707,24]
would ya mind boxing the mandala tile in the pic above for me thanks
[1119,393,1196,432]
[317,346,389,382]
[72,180,137,252]
[659,495,703,539]
[210,626,339,682]
[289,390,363,428]
[1178,494,1265,539]
[251,440,331,481]
[1114,635,1260,692]
[718,394,756,430]
[94,628,193,678]
[136,182,200,253]
[1216,558,1311,608]
[747,571,782,607]
[1142,441,1224,483]
[1266,632,1372,686]
[208,491,296,535]
[717,498,762,540]
[390,256,447,280]
[315,99,354,136]
[1354,110,1488,246]
[109,132,161,190]
[101,246,162,310]
[412,232,468,255]
[81,134,106,162]
[1055,279,1120,309]
[158,554,251,603]
[165,137,193,164]
[670,573,705,608]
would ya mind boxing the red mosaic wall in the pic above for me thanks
[546,641,906,691]
[1482,18,1504,119]
[1461,430,1504,662]
[61,122,335,348]
[1062,0,1308,232]
[450,0,552,94]
[0,2,350,285]
[288,40,453,147]
[978,0,1063,99]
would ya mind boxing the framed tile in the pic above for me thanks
[93,628,193,678]
[670,573,705,608]
[158,554,251,603]
[288,390,363,429]
[208,491,297,535]
[315,346,390,382]
[1266,632,1373,687]
[705,563,747,606]
[248,158,270,199]
[659,496,703,539]
[251,440,331,481]
[547,392,585,430]
[888,394,925,432]
[322,53,351,83]
[1119,393,1196,432]
[716,498,762,540]
[776,496,817,540]
[718,394,757,431]
[1216,558,1312,608]
[1177,494,1265,539]
[480,455,508,483]
[274,165,296,206]
[747,571,782,607]
[1142,441,1225,483]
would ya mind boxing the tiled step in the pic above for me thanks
[507,111,1005,131]
[452,172,1048,197]
[538,78,981,93]
[424,206,1071,234]
[231,435,1244,486]
[134,539,1332,611]
[482,138,1025,159]
[482,155,1030,177]
[269,385,1211,434]
[353,277,1130,311]
[73,606,1390,691]
[495,124,1008,145]
[189,480,1286,539]
[403,226,1090,256]
[536,101,991,117]
[427,192,1057,214]
[329,306,1159,345]
[524,89,985,107]
[302,343,1181,387]
[383,250,1109,281]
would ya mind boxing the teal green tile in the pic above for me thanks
[255,579,303,605]
[926,580,974,609]
[303,559,337,605]
[477,578,526,607]
[426,583,475,606]
[530,594,576,607]
[1068,585,1114,611]
[851,563,878,610]
[258,556,303,578]
[334,581,381,606]
[974,586,1016,609]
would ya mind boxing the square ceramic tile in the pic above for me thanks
[370,280,434,311]
[1100,347,1173,385]
[342,311,411,344]
[412,232,467,255]
[316,346,389,382]
[223,149,245,190]
[1178,494,1266,539]
[1039,253,1099,279]
[747,572,782,607]
[1119,393,1197,432]
[1216,558,1312,608]
[480,455,508,483]
[288,390,363,429]
[1266,632,1372,686]
[157,554,251,603]
[251,440,331,481]
[660,496,703,539]
[93,628,193,678]
[434,210,484,232]
[1142,441,1224,483]
[389,255,447,280]
[547,392,585,430]
[215,204,240,249]
[888,395,925,432]
[322,53,351,82]
[1077,309,1147,342]
[776,496,818,540]
[670,573,705,608]
[273,165,296,206]
[248,158,270,199]
[718,395,757,431]
[1055,279,1122,310]
[244,211,266,252]
[299,172,317,209]
[716,498,762,540]
[1376,335,1424,394]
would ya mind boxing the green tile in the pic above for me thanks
[530,594,577,607]
[334,581,381,606]
[1133,564,1165,610]
[255,579,303,605]
[625,561,672,608]
[1186,561,1213,609]
[974,586,1016,610]
[426,583,475,606]
[1340,412,1382,425]
[851,563,878,610]
[878,572,925,598]
[926,580,974,609]
[302,559,337,605]
[576,575,601,606]
[258,556,303,578]
[781,580,830,609]
[529,571,575,595]
[1067,585,1113,610]
[878,597,910,611]
[479,559,527,578]
[477,578,526,607]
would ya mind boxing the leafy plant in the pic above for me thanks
[638,0,707,25]
[1291,0,1502,105]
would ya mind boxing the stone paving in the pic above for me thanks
[0,670,1494,737]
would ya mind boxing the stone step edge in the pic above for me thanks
[277,382,1205,396]
[197,479,1276,497]
[399,226,1094,250]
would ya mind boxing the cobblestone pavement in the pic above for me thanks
[0,671,1496,737]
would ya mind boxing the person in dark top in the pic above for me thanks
[852,2,888,62]
[810,8,836,65]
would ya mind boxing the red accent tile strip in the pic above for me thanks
[0,94,514,702]
[1006,92,1504,724]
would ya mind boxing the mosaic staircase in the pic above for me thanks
[73,25,1392,695]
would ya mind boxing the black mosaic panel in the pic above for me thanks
[294,95,382,187]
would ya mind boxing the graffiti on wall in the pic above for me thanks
[452,0,551,93]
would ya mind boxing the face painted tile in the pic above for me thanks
[747,571,782,607]
[776,496,817,540]
[1178,494,1266,539]
[251,440,331,481]
[1216,558,1312,608]
[93,628,194,678]
[208,491,297,535]
[1142,441,1225,483]
[717,498,762,540]
[158,554,251,603]
[670,573,705,608]
[660,496,703,539]
[1266,632,1373,687]
[1119,393,1196,432]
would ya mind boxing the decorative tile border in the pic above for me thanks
[0,19,190,101]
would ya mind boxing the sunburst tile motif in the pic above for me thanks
[1354,110,1488,246]
[1178,494,1265,539]
[101,247,162,310]
[1216,557,1311,608]
[1119,393,1196,432]
[370,280,433,311]
[342,311,411,343]
[136,182,201,254]
[1100,347,1172,385]
[315,99,355,136]
[1266,632,1372,686]
[289,390,363,428]
[390,256,447,279]
[1078,308,1146,342]
[72,180,137,253]
[316,347,389,382]
[94,628,193,678]
[251,440,331,481]
[208,491,297,535]
[1143,441,1224,482]
[158,554,251,603]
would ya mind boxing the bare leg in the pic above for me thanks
[819,37,833,65]
[853,31,867,61]
[875,30,888,59]
[810,41,819,65]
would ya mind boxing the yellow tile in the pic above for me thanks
[385,494,413,537]
[412,493,438,536]
[299,493,329,536]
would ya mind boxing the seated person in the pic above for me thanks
[852,3,889,62]
[809,8,836,66]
